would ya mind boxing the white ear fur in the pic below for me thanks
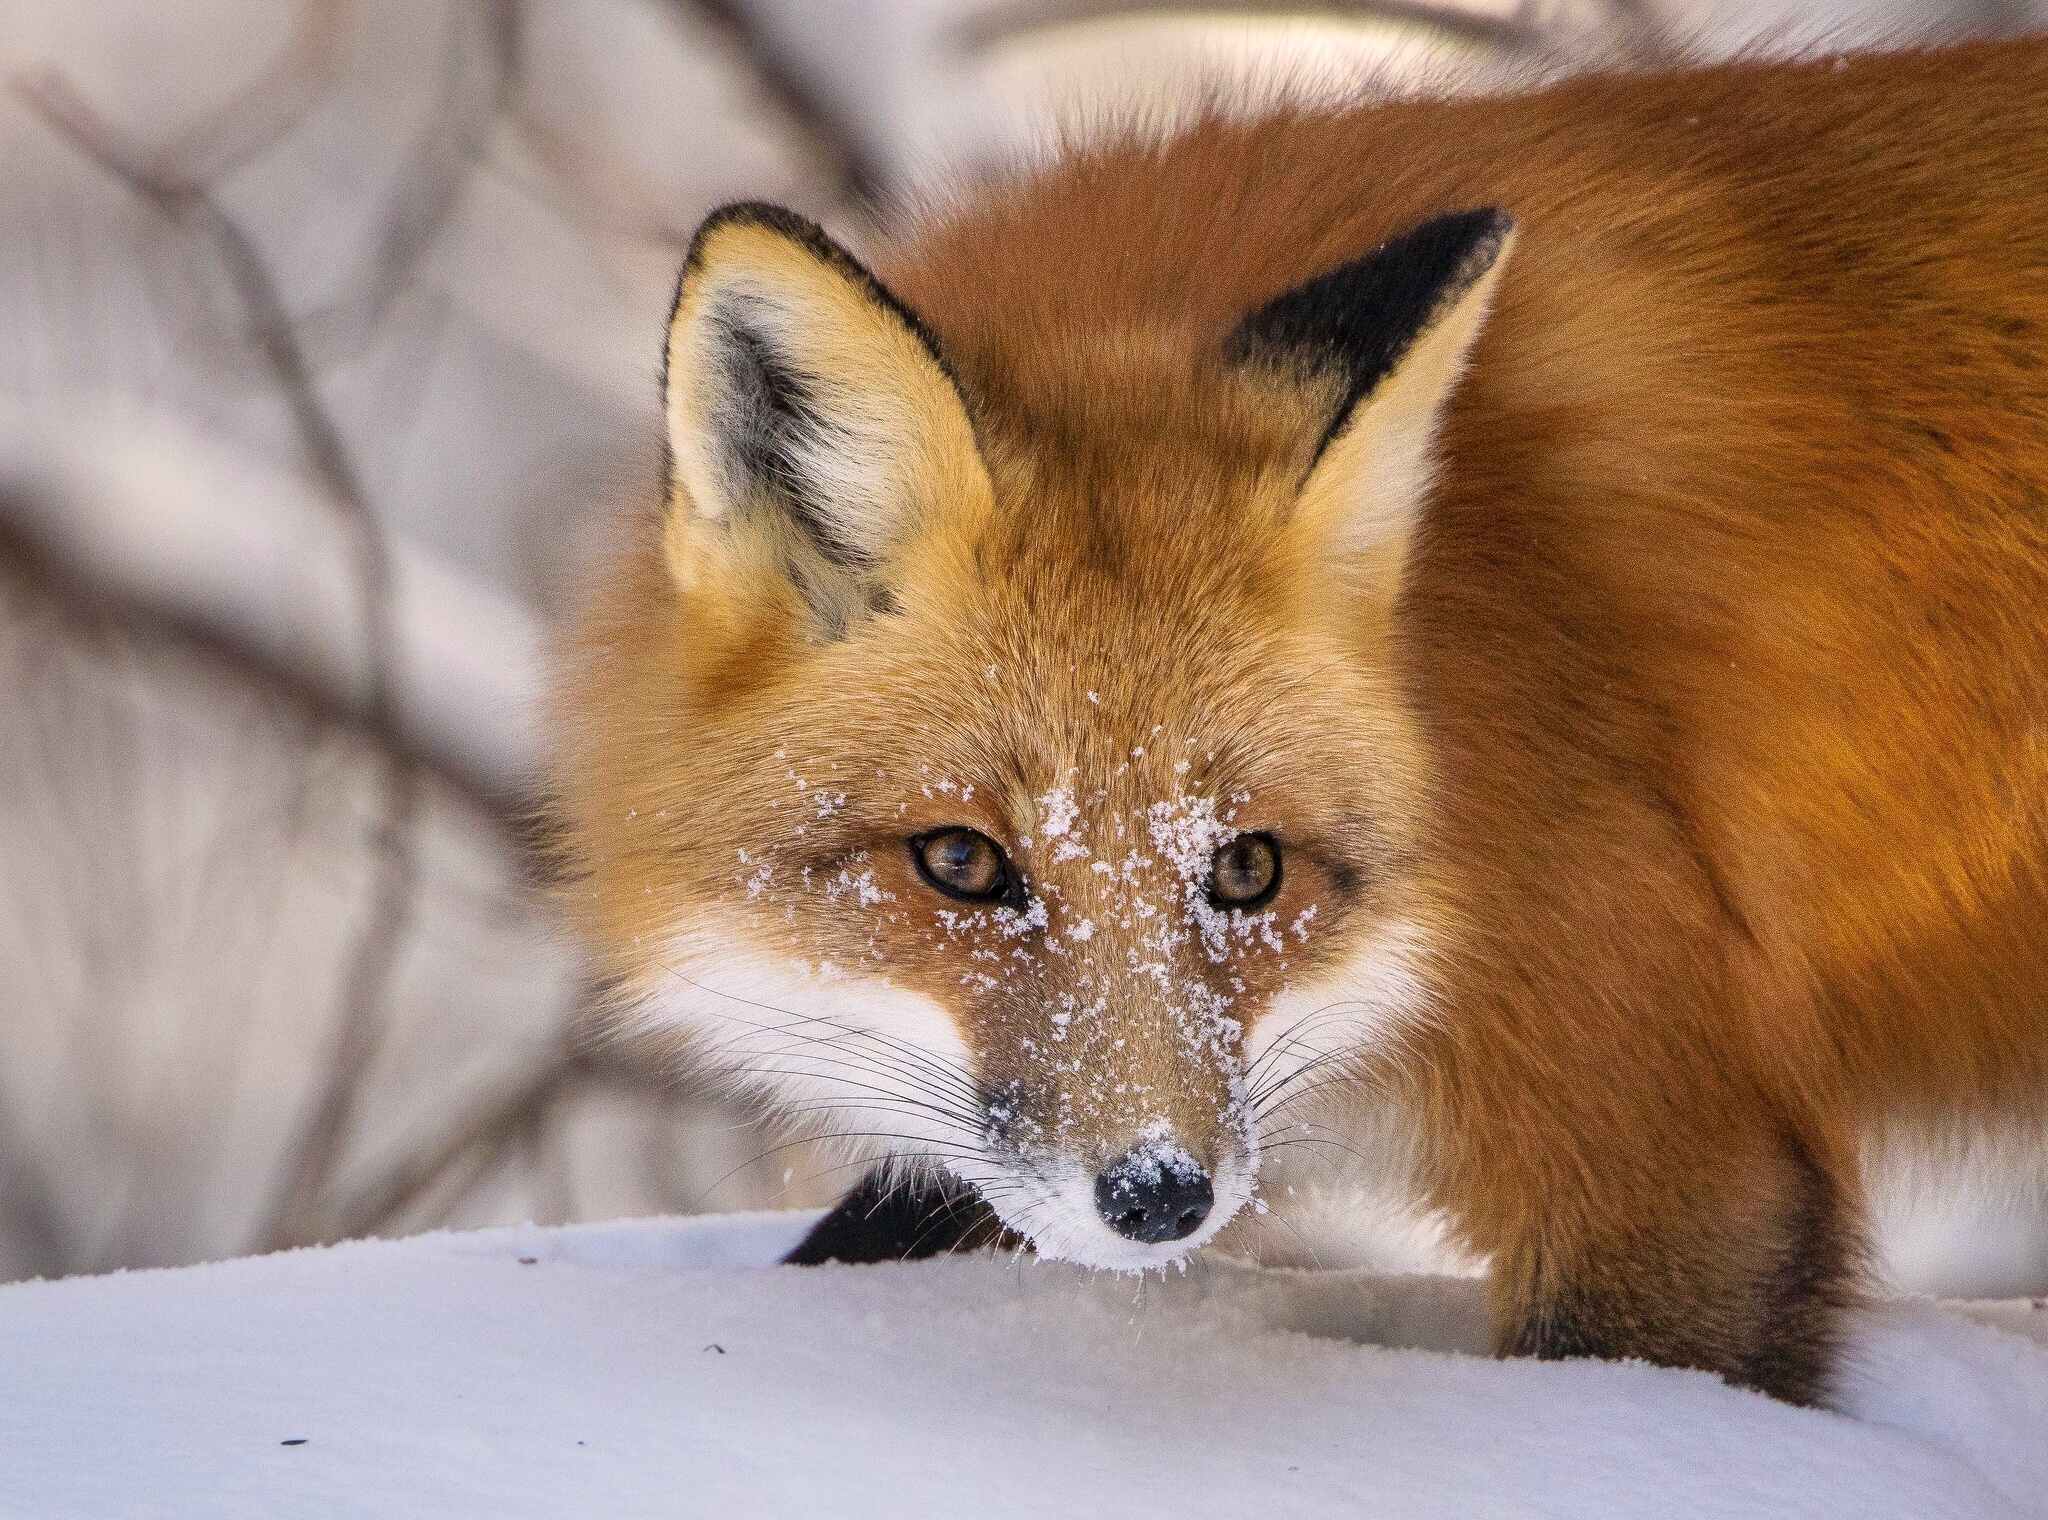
[663,205,989,628]
[1297,228,1515,586]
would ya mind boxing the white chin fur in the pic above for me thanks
[955,1151,1257,1273]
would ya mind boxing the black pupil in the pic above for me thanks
[923,830,1001,896]
[1213,836,1276,904]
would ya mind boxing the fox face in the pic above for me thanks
[557,201,1513,1270]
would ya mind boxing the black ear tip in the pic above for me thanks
[1430,205,1516,271]
[683,200,827,272]
[1224,203,1519,377]
[1473,206,1517,258]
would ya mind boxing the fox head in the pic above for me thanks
[555,198,1514,1269]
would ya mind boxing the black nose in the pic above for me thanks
[1094,1148,1214,1244]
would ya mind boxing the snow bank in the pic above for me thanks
[3,1212,2044,1519]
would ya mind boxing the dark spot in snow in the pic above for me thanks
[518,1257,538,1266]
[281,1439,307,1447]
[705,1344,726,1354]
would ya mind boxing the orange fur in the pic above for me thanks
[552,39,2048,1402]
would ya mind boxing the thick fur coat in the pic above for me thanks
[553,39,2048,1404]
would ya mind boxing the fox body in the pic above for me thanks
[553,39,2048,1403]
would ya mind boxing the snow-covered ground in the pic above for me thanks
[4,1213,2045,1519]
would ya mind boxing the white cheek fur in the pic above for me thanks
[627,925,985,1161]
[625,917,1430,1274]
[1244,918,1436,1111]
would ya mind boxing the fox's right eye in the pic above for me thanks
[911,828,1016,904]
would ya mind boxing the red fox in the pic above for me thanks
[551,38,2048,1404]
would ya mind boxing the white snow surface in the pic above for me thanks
[4,1212,2046,1519]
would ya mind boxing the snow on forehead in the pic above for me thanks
[1007,786,1287,1100]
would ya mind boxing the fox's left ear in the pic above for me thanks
[663,202,990,637]
[1229,207,1516,604]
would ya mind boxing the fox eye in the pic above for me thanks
[1208,833,1281,910]
[911,828,1017,904]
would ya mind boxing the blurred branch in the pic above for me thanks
[325,1042,580,1242]
[0,0,899,1273]
[302,0,521,359]
[0,525,495,830]
[1955,0,2044,36]
[11,66,425,1253]
[0,1099,71,1282]
[157,0,359,184]
[958,0,1551,51]
[0,532,578,1261]
[1597,0,1676,64]
[676,0,887,204]
[956,0,1673,65]
[327,1011,715,1241]
[503,94,703,249]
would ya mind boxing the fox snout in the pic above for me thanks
[960,1136,1249,1270]
[969,1066,1256,1268]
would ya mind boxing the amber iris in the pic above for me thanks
[1208,833,1281,910]
[911,827,1015,903]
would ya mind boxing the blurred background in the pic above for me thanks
[2,0,2045,1295]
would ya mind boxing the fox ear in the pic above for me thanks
[663,202,989,637]
[1228,208,1515,604]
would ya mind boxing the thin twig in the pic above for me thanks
[0,525,491,814]
[954,0,1554,54]
[300,0,522,361]
[955,0,1674,68]
[0,536,577,1257]
[0,1099,72,1281]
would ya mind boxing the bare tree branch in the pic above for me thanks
[1,531,590,1255]
[0,1096,72,1282]
[300,0,523,360]
[954,0,1672,66]
[329,1042,586,1241]
[676,0,887,204]
[956,0,1545,52]
[12,65,426,1253]
[158,0,359,185]
[0,0,971,1277]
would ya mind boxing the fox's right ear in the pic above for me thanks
[1228,207,1515,610]
[662,202,990,638]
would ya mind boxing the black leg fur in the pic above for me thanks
[784,1168,1018,1264]
[1499,1128,1856,1406]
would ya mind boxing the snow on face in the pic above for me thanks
[691,744,1339,1271]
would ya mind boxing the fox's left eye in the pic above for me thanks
[911,828,1018,904]
[1208,833,1281,910]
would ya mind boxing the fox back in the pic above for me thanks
[552,38,2048,1403]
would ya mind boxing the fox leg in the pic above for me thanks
[785,1168,1016,1264]
[1483,1119,1860,1405]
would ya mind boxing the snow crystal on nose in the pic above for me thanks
[1118,1130,1205,1186]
